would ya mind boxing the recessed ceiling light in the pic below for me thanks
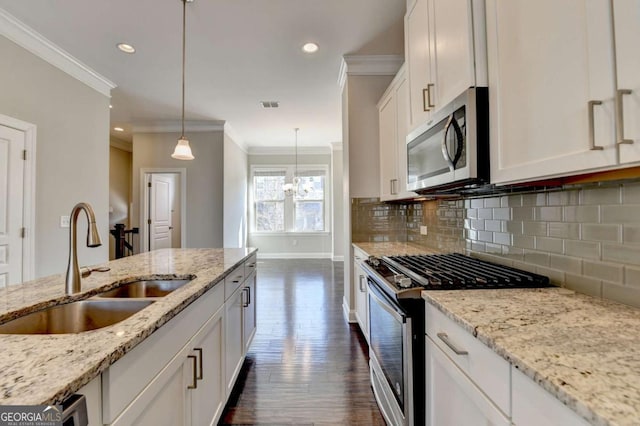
[117,43,136,54]
[302,42,319,53]
[114,127,124,132]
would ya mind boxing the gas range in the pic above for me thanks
[363,252,552,300]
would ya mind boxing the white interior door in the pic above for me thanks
[150,174,172,251]
[0,125,25,287]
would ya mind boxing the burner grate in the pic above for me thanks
[384,253,550,289]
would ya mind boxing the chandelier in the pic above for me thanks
[283,128,312,197]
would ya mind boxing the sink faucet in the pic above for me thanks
[65,202,102,294]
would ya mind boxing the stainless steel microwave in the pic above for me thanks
[406,87,489,194]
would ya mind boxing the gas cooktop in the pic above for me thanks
[363,253,552,299]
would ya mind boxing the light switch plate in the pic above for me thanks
[60,215,70,228]
[420,225,428,236]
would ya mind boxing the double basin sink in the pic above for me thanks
[0,279,191,335]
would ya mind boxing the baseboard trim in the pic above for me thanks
[342,296,356,323]
[256,252,332,259]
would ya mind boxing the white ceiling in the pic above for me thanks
[0,0,405,148]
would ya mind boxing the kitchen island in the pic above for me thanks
[0,247,256,424]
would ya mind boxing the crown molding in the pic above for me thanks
[110,137,132,152]
[223,122,248,153]
[338,54,404,89]
[330,142,343,151]
[132,120,226,134]
[248,146,331,156]
[0,8,116,97]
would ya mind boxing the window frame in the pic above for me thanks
[250,164,331,235]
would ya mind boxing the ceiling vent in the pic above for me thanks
[260,101,279,108]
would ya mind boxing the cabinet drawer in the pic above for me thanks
[425,303,511,415]
[224,265,245,300]
[244,254,257,276]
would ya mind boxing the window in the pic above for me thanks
[251,166,329,233]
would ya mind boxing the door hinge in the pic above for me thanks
[20,227,26,238]
[22,150,27,160]
[148,182,152,188]
[147,219,152,225]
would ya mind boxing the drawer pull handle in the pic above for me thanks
[616,89,633,145]
[242,287,249,307]
[194,348,203,380]
[187,355,198,389]
[247,263,256,268]
[437,332,468,355]
[588,100,604,150]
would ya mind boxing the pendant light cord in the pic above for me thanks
[181,0,186,138]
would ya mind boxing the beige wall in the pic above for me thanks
[0,36,110,278]
[223,132,248,248]
[132,131,224,248]
[109,145,132,259]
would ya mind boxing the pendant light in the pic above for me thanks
[171,0,195,160]
[283,128,312,197]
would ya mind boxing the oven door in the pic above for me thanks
[368,278,414,426]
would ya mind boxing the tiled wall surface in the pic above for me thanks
[351,180,640,308]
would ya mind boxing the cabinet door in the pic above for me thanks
[425,337,510,426]
[487,0,617,184]
[225,285,245,396]
[614,0,640,163]
[379,91,399,200]
[243,271,257,353]
[406,0,433,131]
[191,308,225,426]
[512,367,590,426]
[429,0,476,110]
[111,358,189,426]
[395,77,417,199]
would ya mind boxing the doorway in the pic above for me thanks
[140,169,187,252]
[0,114,35,286]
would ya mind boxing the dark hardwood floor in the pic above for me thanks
[219,259,385,425]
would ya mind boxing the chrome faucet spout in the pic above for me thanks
[65,202,102,295]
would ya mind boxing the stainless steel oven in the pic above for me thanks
[407,87,489,193]
[364,261,425,426]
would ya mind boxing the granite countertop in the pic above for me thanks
[423,288,640,426]
[353,241,439,257]
[0,247,257,406]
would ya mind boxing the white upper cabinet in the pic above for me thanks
[488,0,640,184]
[378,67,418,201]
[406,0,487,134]
[614,0,640,164]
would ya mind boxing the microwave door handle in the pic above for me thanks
[441,115,456,172]
[450,117,464,166]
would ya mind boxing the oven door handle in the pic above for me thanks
[368,280,407,323]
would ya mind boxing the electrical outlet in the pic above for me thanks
[60,215,70,228]
[420,225,428,236]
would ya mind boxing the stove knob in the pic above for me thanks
[398,277,413,288]
[368,256,381,267]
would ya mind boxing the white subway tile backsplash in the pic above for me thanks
[583,261,624,283]
[522,193,547,206]
[535,237,563,254]
[502,245,524,261]
[478,231,493,243]
[485,243,503,254]
[623,183,640,204]
[471,199,484,208]
[524,250,549,266]
[523,221,548,236]
[503,221,523,234]
[624,226,640,244]
[478,208,493,220]
[602,282,640,309]
[535,266,565,286]
[602,243,640,266]
[513,207,534,221]
[502,195,522,207]
[484,198,501,208]
[466,208,478,219]
[625,266,640,289]
[581,186,621,205]
[547,190,580,206]
[534,206,563,222]
[565,240,600,259]
[548,222,580,239]
[470,219,485,231]
[563,205,599,223]
[513,235,535,249]
[581,223,621,242]
[549,254,582,275]
[485,220,501,232]
[493,232,511,245]
[565,274,602,298]
[493,208,511,220]
[601,205,640,224]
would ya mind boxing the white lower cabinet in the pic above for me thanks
[512,367,590,426]
[352,246,369,343]
[425,337,510,426]
[102,255,257,426]
[225,283,245,396]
